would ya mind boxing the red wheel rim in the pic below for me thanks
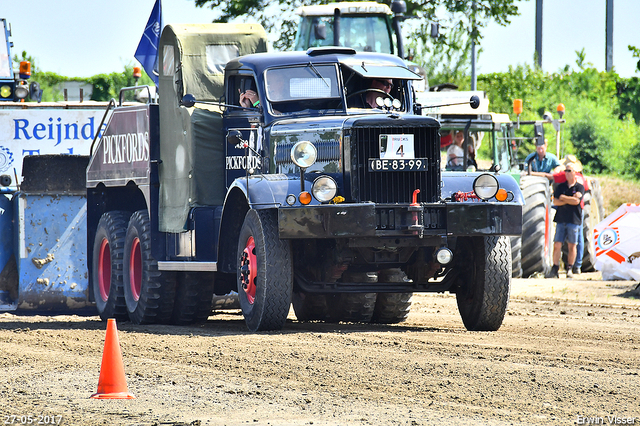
[98,238,111,302]
[129,237,142,301]
[240,236,257,304]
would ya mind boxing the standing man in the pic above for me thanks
[524,138,562,181]
[546,163,585,278]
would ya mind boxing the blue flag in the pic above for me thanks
[134,0,163,85]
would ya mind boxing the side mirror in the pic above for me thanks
[227,129,243,146]
[181,94,196,108]
[469,95,480,109]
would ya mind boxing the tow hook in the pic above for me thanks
[408,189,424,238]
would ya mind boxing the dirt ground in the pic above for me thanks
[1,272,639,426]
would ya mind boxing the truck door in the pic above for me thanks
[223,75,265,188]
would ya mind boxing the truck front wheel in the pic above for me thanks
[237,209,293,331]
[123,210,176,324]
[455,236,511,331]
[92,211,129,321]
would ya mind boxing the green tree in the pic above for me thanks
[193,0,523,71]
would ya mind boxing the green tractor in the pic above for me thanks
[419,90,605,277]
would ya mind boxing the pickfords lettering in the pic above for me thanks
[102,131,150,165]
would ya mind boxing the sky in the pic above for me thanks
[2,0,639,79]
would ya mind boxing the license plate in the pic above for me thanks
[368,158,429,172]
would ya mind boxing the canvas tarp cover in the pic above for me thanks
[158,23,267,232]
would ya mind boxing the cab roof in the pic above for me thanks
[225,48,419,80]
[296,2,392,16]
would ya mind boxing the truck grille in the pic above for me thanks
[350,122,440,204]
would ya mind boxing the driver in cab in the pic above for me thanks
[365,78,393,108]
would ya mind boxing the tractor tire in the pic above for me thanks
[455,236,511,331]
[582,178,605,272]
[510,236,523,278]
[292,291,331,322]
[92,211,130,322]
[123,210,177,324]
[371,269,412,324]
[171,272,215,325]
[561,178,605,272]
[520,175,553,277]
[237,209,293,331]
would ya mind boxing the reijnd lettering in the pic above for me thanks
[14,117,102,146]
[102,131,150,165]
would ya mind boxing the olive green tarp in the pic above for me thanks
[157,23,267,232]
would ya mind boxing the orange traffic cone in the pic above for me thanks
[90,318,135,399]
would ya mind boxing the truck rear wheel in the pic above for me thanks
[371,269,412,324]
[520,176,553,277]
[123,210,176,324]
[510,236,523,278]
[92,211,129,321]
[292,292,331,322]
[371,293,412,324]
[171,272,215,325]
[455,236,511,331]
[329,293,377,323]
[237,209,292,331]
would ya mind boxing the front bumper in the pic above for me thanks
[278,202,522,239]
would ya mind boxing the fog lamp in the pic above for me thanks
[312,176,337,203]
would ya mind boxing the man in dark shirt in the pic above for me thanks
[546,163,585,278]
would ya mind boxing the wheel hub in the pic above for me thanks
[240,236,257,304]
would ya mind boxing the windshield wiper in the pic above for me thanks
[307,62,330,88]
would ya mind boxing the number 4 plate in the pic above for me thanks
[368,158,429,172]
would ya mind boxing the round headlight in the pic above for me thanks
[291,141,317,169]
[312,175,337,203]
[473,174,499,200]
[435,247,453,265]
[15,84,29,99]
[0,85,11,98]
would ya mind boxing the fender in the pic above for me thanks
[224,173,326,209]
[441,171,525,205]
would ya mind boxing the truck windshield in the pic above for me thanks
[0,20,11,78]
[295,15,393,55]
[265,64,343,115]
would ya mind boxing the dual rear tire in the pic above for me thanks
[93,210,213,325]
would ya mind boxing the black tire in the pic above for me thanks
[292,292,331,322]
[237,209,293,331]
[510,236,523,278]
[520,175,553,277]
[171,272,215,325]
[371,293,413,324]
[371,269,412,324]
[329,293,377,323]
[455,236,511,331]
[561,178,605,272]
[123,210,177,324]
[92,211,130,322]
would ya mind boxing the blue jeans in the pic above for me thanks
[554,222,581,245]
[575,209,584,269]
